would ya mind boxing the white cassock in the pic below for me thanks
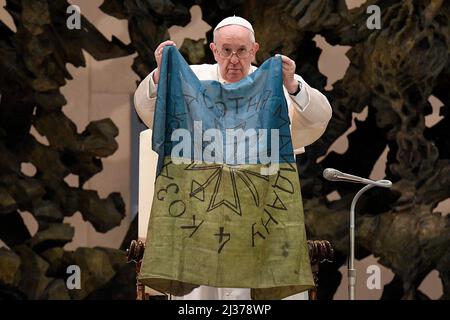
[134,63,332,300]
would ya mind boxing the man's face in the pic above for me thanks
[210,25,259,83]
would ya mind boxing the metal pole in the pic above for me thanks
[348,184,376,300]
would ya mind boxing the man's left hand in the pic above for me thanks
[278,54,299,94]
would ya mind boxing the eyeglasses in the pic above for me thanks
[216,47,252,59]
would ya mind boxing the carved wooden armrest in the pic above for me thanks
[307,240,334,300]
[126,240,148,300]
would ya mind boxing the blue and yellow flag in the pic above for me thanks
[139,46,314,299]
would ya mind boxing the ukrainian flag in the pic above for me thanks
[139,46,314,299]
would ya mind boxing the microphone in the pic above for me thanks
[323,168,392,300]
[323,168,392,188]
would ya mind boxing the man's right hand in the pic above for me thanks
[153,40,176,84]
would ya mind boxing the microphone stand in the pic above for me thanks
[348,184,374,300]
[347,179,391,300]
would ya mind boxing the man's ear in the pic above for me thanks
[251,42,260,64]
[253,42,260,54]
[210,42,218,62]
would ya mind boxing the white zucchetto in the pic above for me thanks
[214,16,254,34]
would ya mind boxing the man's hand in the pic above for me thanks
[277,54,299,94]
[153,40,176,84]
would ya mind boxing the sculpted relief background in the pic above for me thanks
[0,0,448,299]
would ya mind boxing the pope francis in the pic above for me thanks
[133,16,332,300]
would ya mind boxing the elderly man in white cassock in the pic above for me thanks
[134,16,332,300]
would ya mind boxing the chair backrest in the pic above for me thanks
[138,129,158,241]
